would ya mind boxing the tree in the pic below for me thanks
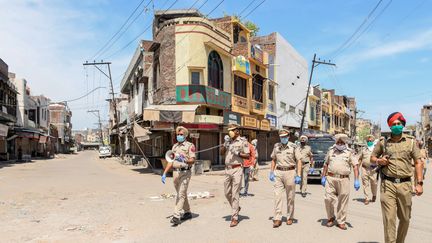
[357,125,371,143]
[243,20,259,37]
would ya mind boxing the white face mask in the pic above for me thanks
[335,144,346,151]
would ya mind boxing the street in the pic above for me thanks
[0,151,430,242]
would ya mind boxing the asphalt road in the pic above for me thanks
[0,151,431,242]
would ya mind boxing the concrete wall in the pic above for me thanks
[274,32,308,129]
[12,78,26,127]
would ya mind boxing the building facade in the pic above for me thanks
[49,102,72,153]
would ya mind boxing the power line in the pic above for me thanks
[329,0,384,58]
[97,0,153,59]
[65,87,108,103]
[240,0,266,21]
[91,0,150,60]
[238,0,257,18]
[104,0,179,59]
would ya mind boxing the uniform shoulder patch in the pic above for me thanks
[190,144,196,152]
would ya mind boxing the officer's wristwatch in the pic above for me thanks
[417,181,424,186]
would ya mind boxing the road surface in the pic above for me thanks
[0,151,431,242]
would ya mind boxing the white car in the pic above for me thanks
[99,146,112,158]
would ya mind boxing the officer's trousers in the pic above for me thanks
[224,166,242,220]
[273,170,296,221]
[301,163,310,194]
[324,176,350,224]
[380,179,412,243]
[173,170,191,218]
[362,167,378,200]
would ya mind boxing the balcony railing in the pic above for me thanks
[176,85,231,109]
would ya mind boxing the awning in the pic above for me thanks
[133,122,152,142]
[0,124,8,137]
[143,105,199,123]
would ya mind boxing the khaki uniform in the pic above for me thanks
[324,147,357,225]
[359,146,378,200]
[372,134,421,243]
[271,142,300,221]
[252,149,259,180]
[296,145,313,194]
[172,141,196,219]
[224,136,249,220]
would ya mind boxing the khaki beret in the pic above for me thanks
[175,126,189,137]
[278,129,290,137]
[335,133,349,143]
[227,124,240,131]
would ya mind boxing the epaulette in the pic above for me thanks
[289,142,297,148]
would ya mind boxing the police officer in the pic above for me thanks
[251,139,259,181]
[296,135,314,197]
[269,129,302,228]
[321,133,360,230]
[358,135,378,205]
[371,112,424,243]
[161,126,196,226]
[220,124,250,227]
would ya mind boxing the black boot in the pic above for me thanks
[170,217,181,226]
[181,212,192,221]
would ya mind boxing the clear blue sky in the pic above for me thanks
[1,0,431,131]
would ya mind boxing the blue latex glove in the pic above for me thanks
[161,173,166,184]
[295,176,301,184]
[354,179,360,191]
[176,154,186,163]
[309,168,315,173]
[321,176,326,187]
[269,171,275,182]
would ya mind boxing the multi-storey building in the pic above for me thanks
[0,59,18,160]
[49,102,72,153]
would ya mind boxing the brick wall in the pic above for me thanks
[251,33,276,56]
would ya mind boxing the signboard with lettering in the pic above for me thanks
[223,111,241,125]
[176,85,231,109]
[233,56,251,75]
[266,114,277,128]
[242,116,257,128]
[260,119,270,131]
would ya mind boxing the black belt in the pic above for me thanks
[302,161,310,164]
[276,166,295,171]
[177,167,191,172]
[381,173,410,183]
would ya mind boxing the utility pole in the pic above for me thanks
[83,61,123,158]
[87,110,103,143]
[299,54,336,136]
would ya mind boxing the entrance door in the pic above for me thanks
[198,132,219,165]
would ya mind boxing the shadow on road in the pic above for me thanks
[352,198,366,203]
[131,168,154,174]
[0,160,35,170]
[222,215,250,222]
[267,216,299,224]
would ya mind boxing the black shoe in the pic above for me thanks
[302,193,306,198]
[170,217,181,226]
[181,212,193,221]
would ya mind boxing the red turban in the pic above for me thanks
[387,112,406,127]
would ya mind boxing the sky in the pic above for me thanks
[1,0,431,131]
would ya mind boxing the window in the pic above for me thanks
[268,84,274,101]
[310,105,316,121]
[208,51,223,90]
[191,71,200,85]
[255,65,260,73]
[252,75,264,103]
[153,59,160,91]
[234,75,247,98]
[289,105,295,113]
[280,102,286,110]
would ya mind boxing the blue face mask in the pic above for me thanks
[367,141,374,147]
[176,135,185,143]
[280,137,289,144]
[391,125,404,135]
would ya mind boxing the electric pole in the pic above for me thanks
[87,110,103,143]
[83,61,123,158]
[299,54,336,136]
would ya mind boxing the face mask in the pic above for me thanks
[367,141,374,147]
[391,125,404,135]
[176,135,185,143]
[228,131,236,138]
[335,144,346,151]
[300,142,306,146]
[280,137,289,144]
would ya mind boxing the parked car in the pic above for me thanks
[99,146,112,159]
[307,134,335,180]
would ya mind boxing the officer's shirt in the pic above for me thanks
[359,146,374,168]
[371,134,421,178]
[172,141,196,160]
[271,142,300,167]
[295,145,312,163]
[325,147,357,176]
[225,136,249,166]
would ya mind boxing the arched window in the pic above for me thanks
[208,51,223,90]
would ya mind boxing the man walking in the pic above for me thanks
[251,139,259,181]
[321,133,360,230]
[269,129,302,228]
[296,135,313,197]
[371,112,424,243]
[161,126,196,226]
[220,124,250,227]
[241,138,256,196]
[358,135,378,205]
